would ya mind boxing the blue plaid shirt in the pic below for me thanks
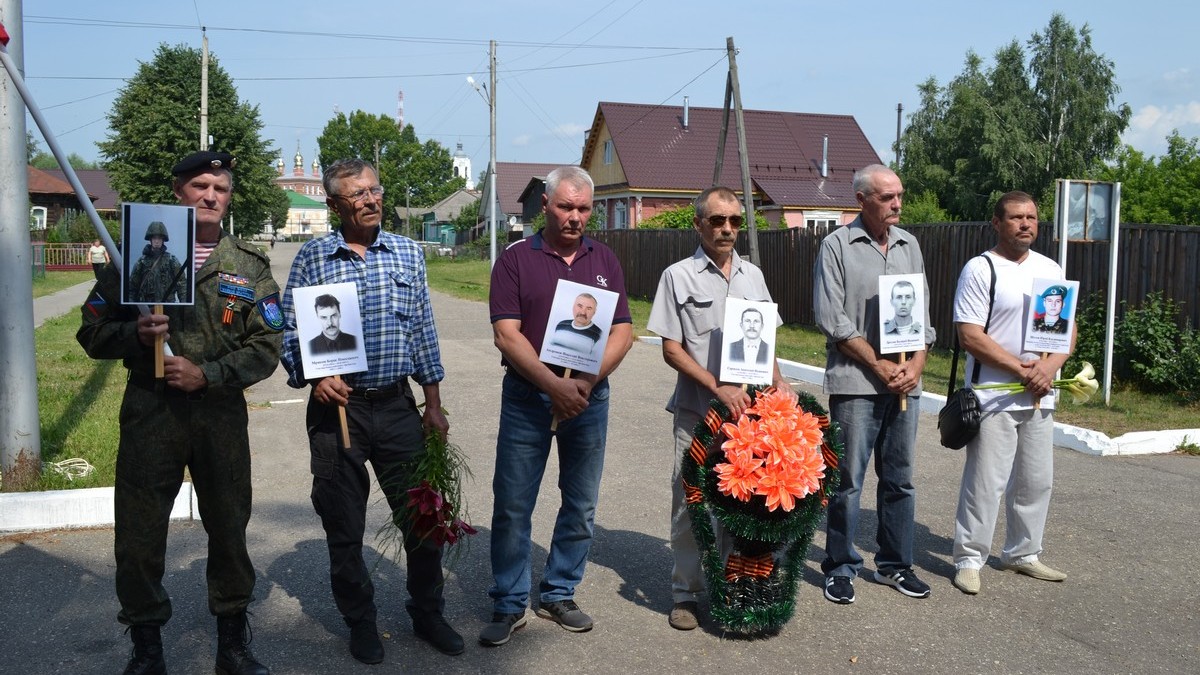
[280,228,444,389]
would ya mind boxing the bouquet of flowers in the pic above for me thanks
[682,386,843,637]
[974,362,1100,403]
[377,417,476,563]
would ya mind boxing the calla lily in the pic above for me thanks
[973,361,1100,404]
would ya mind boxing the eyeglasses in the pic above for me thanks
[335,185,385,204]
[705,214,744,228]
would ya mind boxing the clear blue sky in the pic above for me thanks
[14,1,1199,182]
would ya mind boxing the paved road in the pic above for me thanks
[4,242,1197,674]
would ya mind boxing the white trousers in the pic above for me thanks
[953,408,1055,570]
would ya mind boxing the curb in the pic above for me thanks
[0,482,199,534]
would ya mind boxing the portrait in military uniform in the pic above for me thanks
[292,281,368,378]
[1024,278,1079,354]
[878,272,928,354]
[121,203,195,306]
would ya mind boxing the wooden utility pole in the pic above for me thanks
[200,28,209,150]
[726,37,759,266]
[712,71,732,186]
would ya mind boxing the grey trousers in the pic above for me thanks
[953,408,1055,570]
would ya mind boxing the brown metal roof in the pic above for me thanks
[496,162,561,216]
[28,165,87,197]
[45,168,116,210]
[585,101,880,209]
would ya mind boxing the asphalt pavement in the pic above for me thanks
[3,242,1197,674]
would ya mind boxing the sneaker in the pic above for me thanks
[1003,560,1067,582]
[668,601,699,631]
[535,599,593,632]
[823,575,855,604]
[953,568,981,595]
[478,611,527,647]
[873,568,931,598]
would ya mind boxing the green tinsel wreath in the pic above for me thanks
[682,386,843,637]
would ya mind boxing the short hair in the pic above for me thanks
[852,164,895,196]
[172,168,233,192]
[694,186,740,220]
[323,158,377,197]
[993,191,1037,220]
[545,166,594,200]
[575,292,597,305]
[891,280,916,299]
[741,307,764,322]
[314,294,341,312]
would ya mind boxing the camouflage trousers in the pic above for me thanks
[114,377,256,626]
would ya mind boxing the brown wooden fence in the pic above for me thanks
[592,222,1200,350]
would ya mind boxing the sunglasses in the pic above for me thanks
[705,214,744,228]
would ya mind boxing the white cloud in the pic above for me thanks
[550,123,588,138]
[511,134,532,147]
[1121,102,1200,155]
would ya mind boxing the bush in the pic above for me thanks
[46,210,121,245]
[1115,292,1183,391]
[1064,291,1107,378]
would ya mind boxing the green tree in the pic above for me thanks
[26,131,38,162]
[899,191,954,224]
[1099,132,1200,225]
[30,152,101,170]
[637,204,770,230]
[899,14,1130,220]
[98,43,288,238]
[317,111,464,230]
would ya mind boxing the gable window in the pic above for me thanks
[603,139,614,165]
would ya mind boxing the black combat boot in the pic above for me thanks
[215,612,269,675]
[122,625,166,675]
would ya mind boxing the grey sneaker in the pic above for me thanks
[478,612,527,647]
[535,599,593,632]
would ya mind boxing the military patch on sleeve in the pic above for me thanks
[257,292,285,331]
[84,288,107,317]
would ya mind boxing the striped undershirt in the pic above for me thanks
[194,241,217,270]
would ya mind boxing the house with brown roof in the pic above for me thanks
[579,100,882,228]
[496,161,560,230]
[45,168,119,220]
[28,166,96,237]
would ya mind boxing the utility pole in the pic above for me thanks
[0,4,43,490]
[488,40,498,268]
[894,102,903,168]
[726,37,759,266]
[712,71,732,186]
[200,28,209,151]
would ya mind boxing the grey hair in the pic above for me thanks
[693,186,740,220]
[852,164,895,196]
[545,166,594,198]
[323,158,377,197]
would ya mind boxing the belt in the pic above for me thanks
[347,380,409,401]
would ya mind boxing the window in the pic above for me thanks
[804,210,840,229]
[603,139,614,165]
[30,206,47,230]
[613,201,627,229]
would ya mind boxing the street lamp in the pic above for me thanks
[467,40,498,268]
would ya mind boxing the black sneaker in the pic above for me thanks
[535,599,593,632]
[478,612,527,647]
[823,575,855,604]
[873,568,931,598]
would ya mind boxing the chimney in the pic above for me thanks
[682,96,689,131]
[821,134,829,178]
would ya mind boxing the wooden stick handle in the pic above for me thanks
[550,368,573,432]
[153,304,165,378]
[335,375,351,449]
[899,352,908,412]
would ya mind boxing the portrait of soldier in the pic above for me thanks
[128,220,187,304]
[1033,285,1070,333]
[883,280,922,336]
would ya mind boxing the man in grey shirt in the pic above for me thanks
[813,164,934,604]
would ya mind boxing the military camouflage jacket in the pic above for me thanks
[128,245,187,304]
[77,233,283,392]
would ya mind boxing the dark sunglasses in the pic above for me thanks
[705,214,744,228]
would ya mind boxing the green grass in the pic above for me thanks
[34,313,124,490]
[33,270,94,298]
[426,257,1200,439]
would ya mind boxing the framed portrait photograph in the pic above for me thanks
[718,298,778,385]
[539,279,619,375]
[292,282,369,378]
[121,203,195,306]
[1023,278,1079,355]
[878,273,927,354]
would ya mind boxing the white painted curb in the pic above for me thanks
[635,335,1198,457]
[0,482,199,534]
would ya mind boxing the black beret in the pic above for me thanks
[171,151,237,176]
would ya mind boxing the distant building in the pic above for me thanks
[580,100,882,229]
[273,145,330,239]
[452,142,475,190]
[45,168,118,220]
[28,166,94,238]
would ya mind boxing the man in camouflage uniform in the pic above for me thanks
[77,151,283,675]
[128,221,187,304]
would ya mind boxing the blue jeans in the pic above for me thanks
[488,373,610,614]
[822,394,919,578]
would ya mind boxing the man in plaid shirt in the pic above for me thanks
[280,159,462,664]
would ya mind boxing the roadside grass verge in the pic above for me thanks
[426,258,1199,439]
[33,270,94,299]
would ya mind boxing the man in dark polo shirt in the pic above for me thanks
[480,166,634,646]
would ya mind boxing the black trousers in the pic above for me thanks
[305,381,446,626]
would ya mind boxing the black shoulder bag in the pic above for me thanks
[938,254,996,449]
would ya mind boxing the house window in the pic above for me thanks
[30,206,48,230]
[613,201,627,229]
[804,210,840,228]
[603,139,614,165]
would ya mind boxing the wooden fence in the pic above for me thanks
[591,222,1200,350]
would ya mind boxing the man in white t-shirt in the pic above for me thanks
[950,191,1076,595]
